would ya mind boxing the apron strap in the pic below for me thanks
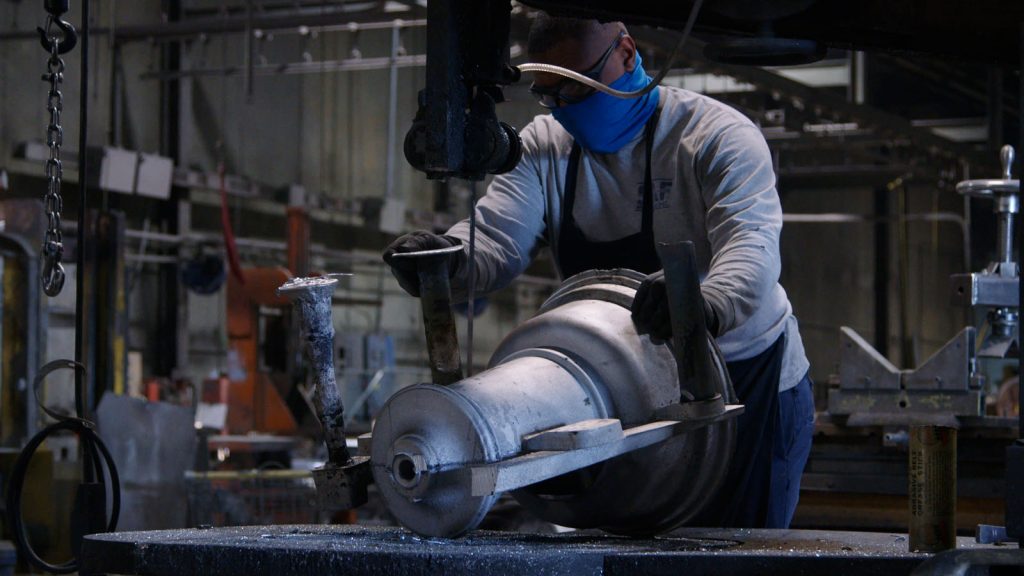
[641,104,663,235]
[564,141,583,218]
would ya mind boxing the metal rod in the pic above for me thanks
[655,241,717,403]
[139,54,426,81]
[466,182,478,377]
[0,10,424,44]
[75,0,91,421]
[343,368,386,427]
[874,186,891,357]
[277,276,350,464]
[244,0,254,100]
[896,182,915,367]
[999,212,1015,264]
[1019,22,1023,441]
[384,24,399,199]
[963,161,973,273]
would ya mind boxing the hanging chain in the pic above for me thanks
[40,18,67,297]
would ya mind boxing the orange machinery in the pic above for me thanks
[222,205,312,435]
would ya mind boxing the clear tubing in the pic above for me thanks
[515,0,704,100]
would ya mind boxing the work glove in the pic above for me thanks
[631,269,720,340]
[382,231,462,297]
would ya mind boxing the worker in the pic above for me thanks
[384,15,813,529]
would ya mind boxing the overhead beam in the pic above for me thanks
[0,2,425,44]
[518,0,1024,67]
[631,28,982,165]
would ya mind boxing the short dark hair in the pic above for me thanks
[527,14,606,55]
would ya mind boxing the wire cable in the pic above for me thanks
[516,0,705,100]
[6,360,121,574]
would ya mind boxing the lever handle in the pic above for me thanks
[655,241,719,404]
[391,245,464,385]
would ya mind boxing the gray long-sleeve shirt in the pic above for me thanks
[447,86,809,391]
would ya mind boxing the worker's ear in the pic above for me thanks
[622,35,638,73]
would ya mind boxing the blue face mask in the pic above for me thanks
[551,54,659,154]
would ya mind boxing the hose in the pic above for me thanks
[516,0,705,100]
[6,360,121,574]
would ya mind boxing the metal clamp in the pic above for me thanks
[952,145,1021,358]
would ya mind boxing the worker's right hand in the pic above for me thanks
[632,269,720,340]
[382,231,462,297]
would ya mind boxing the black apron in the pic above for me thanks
[555,104,786,528]
[557,105,663,277]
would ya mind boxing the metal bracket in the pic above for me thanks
[950,272,1019,308]
[312,456,372,511]
[521,419,623,452]
[468,405,744,497]
[830,326,983,423]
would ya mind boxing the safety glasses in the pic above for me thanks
[529,30,626,109]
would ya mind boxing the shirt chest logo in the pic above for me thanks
[634,179,672,211]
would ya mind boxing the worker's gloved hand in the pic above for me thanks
[631,269,720,340]
[382,231,462,297]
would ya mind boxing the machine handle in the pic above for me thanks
[956,145,1020,199]
[391,245,465,385]
[655,241,721,405]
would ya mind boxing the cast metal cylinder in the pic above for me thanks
[371,269,736,537]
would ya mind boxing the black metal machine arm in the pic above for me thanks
[403,0,522,181]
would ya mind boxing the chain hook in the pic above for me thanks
[40,241,65,297]
[36,16,77,55]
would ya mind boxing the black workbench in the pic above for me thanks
[79,524,1014,575]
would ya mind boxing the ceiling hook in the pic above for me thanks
[36,16,77,55]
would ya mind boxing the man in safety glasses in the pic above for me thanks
[384,14,813,529]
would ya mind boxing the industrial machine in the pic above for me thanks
[402,0,1024,184]
[70,0,1024,573]
[278,242,742,538]
[796,147,1021,537]
[829,147,1018,426]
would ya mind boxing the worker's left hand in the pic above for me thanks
[631,270,719,339]
[382,231,462,297]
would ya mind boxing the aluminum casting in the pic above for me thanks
[370,269,740,537]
